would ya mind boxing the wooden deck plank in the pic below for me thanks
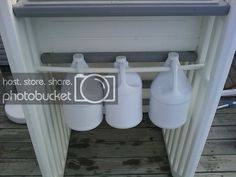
[213,114,236,126]
[1,139,235,160]
[216,108,236,114]
[0,111,235,130]
[0,157,170,176]
[0,142,36,159]
[2,173,235,177]
[0,159,40,176]
[68,141,166,158]
[97,116,154,129]
[0,125,235,143]
[232,56,236,68]
[1,155,236,176]
[0,141,166,159]
[70,128,163,143]
[65,157,170,176]
[203,140,236,155]
[225,76,234,88]
[207,126,236,140]
[93,113,236,128]
[0,175,172,177]
[0,129,30,142]
[1,104,235,129]
[229,61,236,85]
[228,58,236,85]
[0,117,26,129]
[2,110,235,130]
[66,174,236,177]
[195,173,236,177]
[197,155,236,172]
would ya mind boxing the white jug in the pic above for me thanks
[105,56,142,129]
[149,52,192,129]
[61,54,103,131]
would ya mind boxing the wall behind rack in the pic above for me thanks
[30,16,203,53]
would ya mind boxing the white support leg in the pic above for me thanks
[182,1,236,176]
[0,1,70,177]
[165,1,236,177]
[171,1,236,177]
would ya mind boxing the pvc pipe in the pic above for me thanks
[218,101,236,109]
[222,89,236,97]
[37,63,204,73]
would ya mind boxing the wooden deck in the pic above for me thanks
[0,61,236,177]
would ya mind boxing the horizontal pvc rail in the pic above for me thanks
[37,63,204,73]
[222,89,236,97]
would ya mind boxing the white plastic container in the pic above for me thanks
[149,52,192,129]
[61,54,103,131]
[105,56,142,129]
[62,104,103,131]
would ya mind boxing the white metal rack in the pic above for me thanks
[0,1,236,177]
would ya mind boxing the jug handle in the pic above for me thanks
[116,56,128,91]
[170,54,179,93]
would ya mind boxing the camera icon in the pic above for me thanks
[74,73,116,104]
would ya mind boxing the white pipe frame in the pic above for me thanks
[0,1,70,177]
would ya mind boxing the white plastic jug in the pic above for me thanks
[149,52,192,129]
[105,56,142,129]
[61,54,103,131]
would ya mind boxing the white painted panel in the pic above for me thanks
[31,16,202,53]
